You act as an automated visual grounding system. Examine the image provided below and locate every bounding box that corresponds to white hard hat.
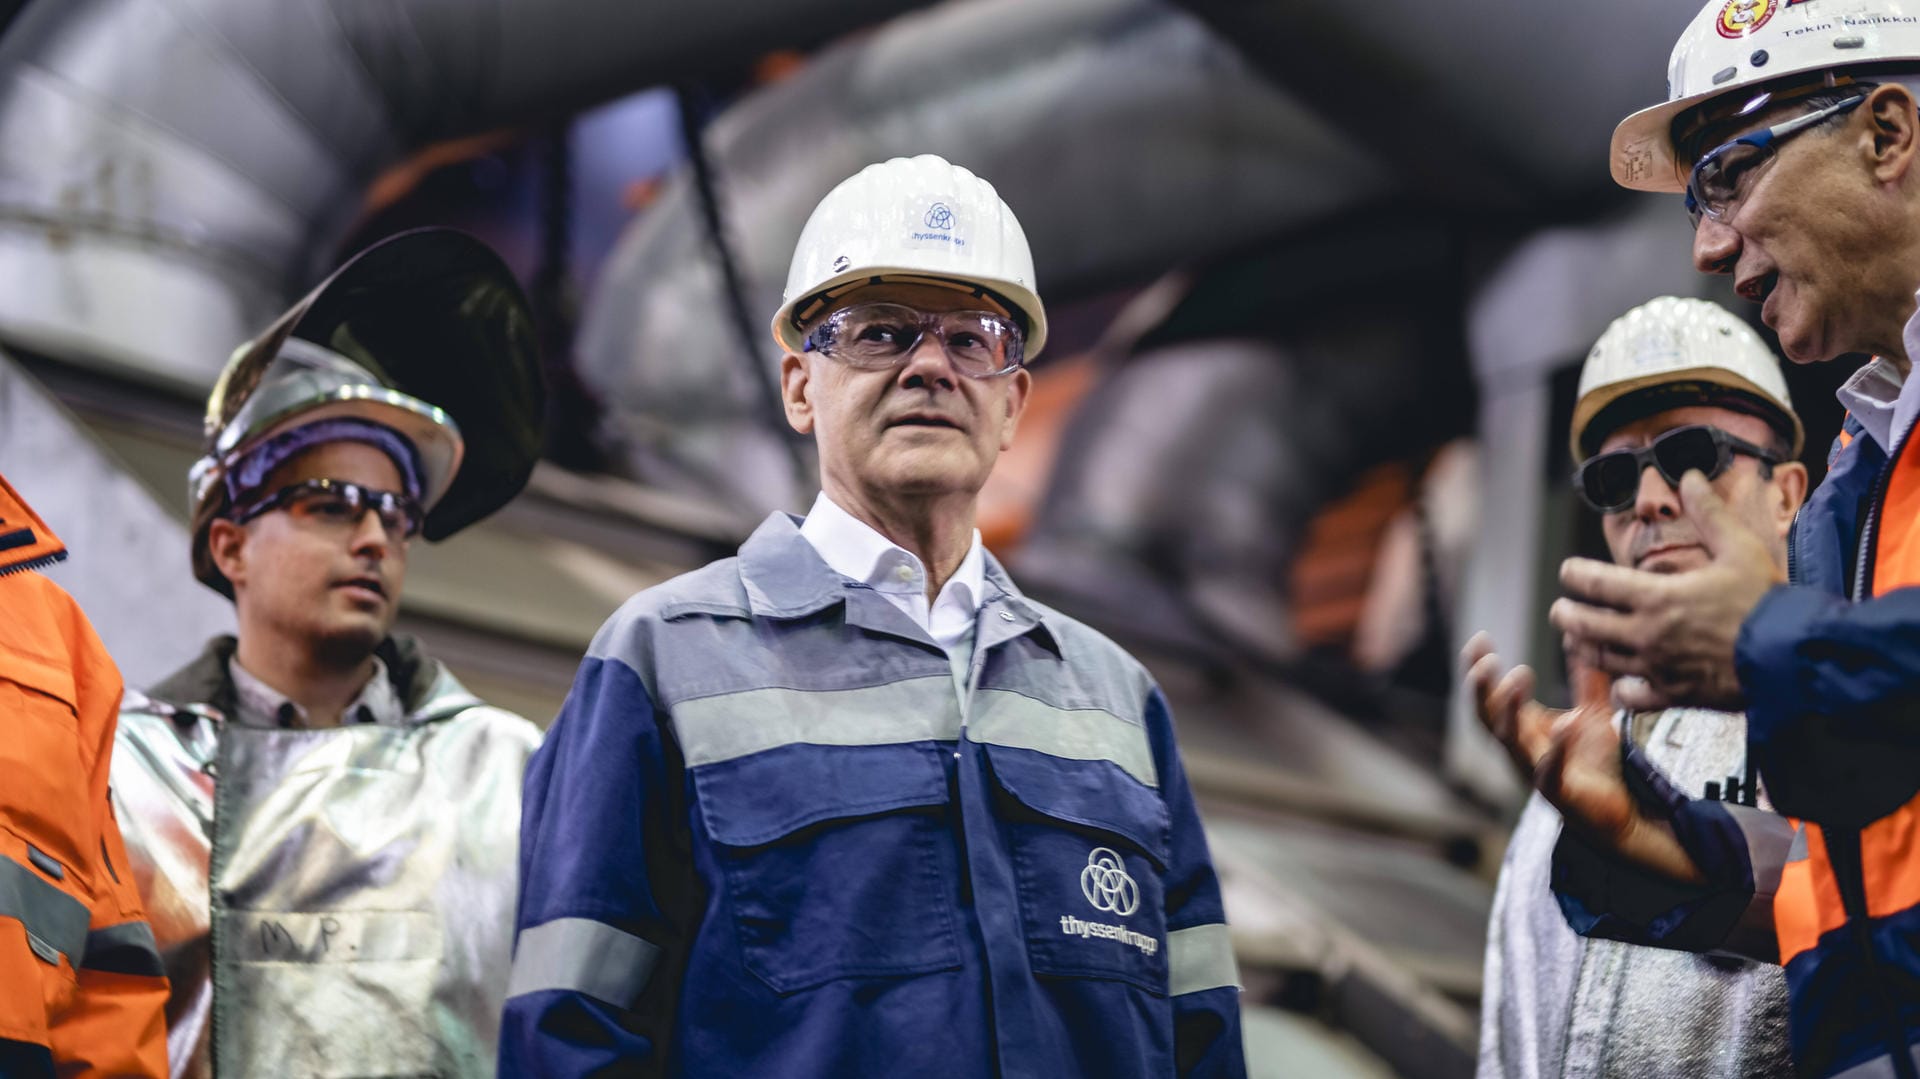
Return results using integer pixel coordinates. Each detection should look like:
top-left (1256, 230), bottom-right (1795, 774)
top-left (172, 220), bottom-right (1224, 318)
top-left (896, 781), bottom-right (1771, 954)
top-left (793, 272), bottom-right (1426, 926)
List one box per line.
top-left (1612, 0), bottom-right (1920, 191)
top-left (1572, 296), bottom-right (1801, 460)
top-left (771, 154), bottom-right (1049, 360)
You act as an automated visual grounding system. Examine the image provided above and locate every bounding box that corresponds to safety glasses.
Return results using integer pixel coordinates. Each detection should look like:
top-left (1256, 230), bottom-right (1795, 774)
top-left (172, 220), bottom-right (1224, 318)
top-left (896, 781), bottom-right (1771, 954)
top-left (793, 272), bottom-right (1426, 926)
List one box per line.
top-left (1573, 424), bottom-right (1780, 514)
top-left (805, 302), bottom-right (1025, 378)
top-left (232, 478), bottom-right (424, 540)
top-left (1684, 93), bottom-right (1865, 227)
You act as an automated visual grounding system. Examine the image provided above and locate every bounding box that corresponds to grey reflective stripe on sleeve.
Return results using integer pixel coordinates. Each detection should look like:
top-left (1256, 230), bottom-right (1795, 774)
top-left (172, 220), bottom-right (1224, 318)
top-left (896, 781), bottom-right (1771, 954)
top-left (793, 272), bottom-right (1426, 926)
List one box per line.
top-left (83, 920), bottom-right (165, 977)
top-left (1166, 923), bottom-right (1239, 997)
top-left (1712, 804), bottom-right (1796, 964)
top-left (507, 917), bottom-right (663, 1008)
top-left (969, 689), bottom-right (1158, 788)
top-left (673, 678), bottom-right (961, 767)
top-left (0, 852), bottom-right (89, 968)
top-left (1787, 821), bottom-right (1810, 863)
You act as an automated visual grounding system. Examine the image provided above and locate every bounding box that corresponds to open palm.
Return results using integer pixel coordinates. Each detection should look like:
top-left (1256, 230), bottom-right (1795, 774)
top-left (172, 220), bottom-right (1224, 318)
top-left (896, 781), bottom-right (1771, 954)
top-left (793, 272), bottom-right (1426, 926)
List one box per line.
top-left (1463, 633), bottom-right (1701, 883)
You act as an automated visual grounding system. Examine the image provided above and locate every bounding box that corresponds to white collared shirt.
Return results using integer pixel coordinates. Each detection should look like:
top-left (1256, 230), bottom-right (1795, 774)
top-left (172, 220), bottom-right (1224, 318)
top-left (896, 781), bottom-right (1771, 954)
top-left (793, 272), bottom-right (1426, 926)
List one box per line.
top-left (228, 654), bottom-right (405, 729)
top-left (1835, 301), bottom-right (1920, 453)
top-left (798, 492), bottom-right (987, 694)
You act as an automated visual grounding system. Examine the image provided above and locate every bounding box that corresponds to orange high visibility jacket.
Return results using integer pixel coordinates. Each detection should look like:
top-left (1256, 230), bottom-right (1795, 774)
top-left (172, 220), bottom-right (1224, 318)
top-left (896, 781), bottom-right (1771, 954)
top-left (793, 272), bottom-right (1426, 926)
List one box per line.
top-left (0, 472), bottom-right (168, 1078)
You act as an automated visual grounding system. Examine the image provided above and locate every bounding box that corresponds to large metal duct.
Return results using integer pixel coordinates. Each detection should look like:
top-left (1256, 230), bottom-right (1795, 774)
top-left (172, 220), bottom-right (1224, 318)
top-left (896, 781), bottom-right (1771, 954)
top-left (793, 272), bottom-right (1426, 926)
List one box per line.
top-left (1013, 228), bottom-right (1476, 672)
top-left (574, 0), bottom-right (1392, 515)
top-left (0, 0), bottom-right (930, 388)
top-left (1167, 0), bottom-right (1698, 210)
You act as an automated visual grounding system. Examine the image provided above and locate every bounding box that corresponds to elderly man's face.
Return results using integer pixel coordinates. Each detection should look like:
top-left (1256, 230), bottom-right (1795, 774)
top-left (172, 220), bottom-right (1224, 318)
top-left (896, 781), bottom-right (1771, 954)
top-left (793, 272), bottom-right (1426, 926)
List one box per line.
top-left (1688, 87), bottom-right (1918, 364)
top-left (1594, 405), bottom-right (1802, 574)
top-left (780, 281), bottom-right (1032, 505)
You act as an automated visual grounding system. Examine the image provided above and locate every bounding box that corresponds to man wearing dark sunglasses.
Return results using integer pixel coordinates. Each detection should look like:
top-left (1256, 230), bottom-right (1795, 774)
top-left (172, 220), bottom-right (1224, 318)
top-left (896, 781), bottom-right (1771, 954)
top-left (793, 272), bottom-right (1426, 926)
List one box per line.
top-left (1468, 297), bottom-right (1802, 1079)
top-left (1478, 2), bottom-right (1920, 1076)
top-left (105, 230), bottom-right (548, 1077)
top-left (506, 156), bottom-right (1245, 1078)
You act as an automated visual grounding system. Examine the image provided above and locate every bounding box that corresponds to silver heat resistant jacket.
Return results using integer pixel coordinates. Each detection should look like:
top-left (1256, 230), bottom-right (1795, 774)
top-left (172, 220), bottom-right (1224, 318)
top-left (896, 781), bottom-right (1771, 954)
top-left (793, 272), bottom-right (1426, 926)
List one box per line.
top-left (108, 635), bottom-right (540, 1079)
top-left (1477, 707), bottom-right (1792, 1079)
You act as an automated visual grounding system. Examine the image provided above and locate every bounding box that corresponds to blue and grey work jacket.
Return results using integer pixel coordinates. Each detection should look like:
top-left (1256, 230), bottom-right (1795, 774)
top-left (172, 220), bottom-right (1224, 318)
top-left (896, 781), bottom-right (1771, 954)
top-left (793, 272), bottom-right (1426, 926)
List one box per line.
top-left (501, 513), bottom-right (1245, 1078)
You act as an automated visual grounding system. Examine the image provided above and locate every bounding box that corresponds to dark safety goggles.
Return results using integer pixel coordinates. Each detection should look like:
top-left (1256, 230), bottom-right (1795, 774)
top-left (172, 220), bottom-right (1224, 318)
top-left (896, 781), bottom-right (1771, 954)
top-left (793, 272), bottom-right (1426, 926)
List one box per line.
top-left (805, 302), bottom-right (1024, 378)
top-left (1572, 424), bottom-right (1780, 514)
top-left (232, 478), bottom-right (425, 540)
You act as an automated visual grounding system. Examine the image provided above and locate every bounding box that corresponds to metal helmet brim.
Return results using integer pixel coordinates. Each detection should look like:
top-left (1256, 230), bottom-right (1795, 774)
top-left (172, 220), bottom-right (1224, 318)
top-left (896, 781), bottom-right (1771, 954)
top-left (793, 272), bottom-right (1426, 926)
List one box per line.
top-left (201, 227), bottom-right (546, 542)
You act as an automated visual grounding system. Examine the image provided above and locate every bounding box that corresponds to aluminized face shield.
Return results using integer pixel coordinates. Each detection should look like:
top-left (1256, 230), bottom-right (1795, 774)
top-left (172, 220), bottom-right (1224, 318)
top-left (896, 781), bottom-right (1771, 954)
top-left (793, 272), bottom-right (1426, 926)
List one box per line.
top-left (195, 227), bottom-right (546, 542)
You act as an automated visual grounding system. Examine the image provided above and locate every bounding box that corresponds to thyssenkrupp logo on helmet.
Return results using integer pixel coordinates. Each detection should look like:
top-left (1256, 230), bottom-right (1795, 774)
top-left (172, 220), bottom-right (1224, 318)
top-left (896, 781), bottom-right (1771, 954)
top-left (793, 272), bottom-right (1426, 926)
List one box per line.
top-left (1080, 847), bottom-right (1141, 916)
top-left (924, 202), bottom-right (955, 230)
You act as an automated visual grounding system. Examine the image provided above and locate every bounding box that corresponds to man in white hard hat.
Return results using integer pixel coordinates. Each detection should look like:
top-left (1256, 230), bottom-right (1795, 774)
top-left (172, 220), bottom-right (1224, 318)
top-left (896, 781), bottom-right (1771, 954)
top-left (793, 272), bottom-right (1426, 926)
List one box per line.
top-left (109, 228), bottom-right (548, 1078)
top-left (1478, 3), bottom-right (1920, 1076)
top-left (1466, 297), bottom-right (1800, 1079)
top-left (503, 155), bottom-right (1246, 1078)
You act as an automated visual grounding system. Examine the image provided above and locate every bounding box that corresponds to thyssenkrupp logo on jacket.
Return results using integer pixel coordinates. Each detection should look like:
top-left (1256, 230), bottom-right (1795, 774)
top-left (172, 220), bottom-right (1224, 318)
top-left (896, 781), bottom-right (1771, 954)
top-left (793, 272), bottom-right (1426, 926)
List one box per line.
top-left (1080, 847), bottom-right (1140, 916)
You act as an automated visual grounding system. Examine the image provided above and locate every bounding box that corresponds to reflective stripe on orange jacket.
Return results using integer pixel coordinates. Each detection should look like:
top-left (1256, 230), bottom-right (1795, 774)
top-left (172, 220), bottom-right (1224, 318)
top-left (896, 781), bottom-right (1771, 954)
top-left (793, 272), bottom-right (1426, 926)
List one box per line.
top-left (0, 472), bottom-right (168, 1078)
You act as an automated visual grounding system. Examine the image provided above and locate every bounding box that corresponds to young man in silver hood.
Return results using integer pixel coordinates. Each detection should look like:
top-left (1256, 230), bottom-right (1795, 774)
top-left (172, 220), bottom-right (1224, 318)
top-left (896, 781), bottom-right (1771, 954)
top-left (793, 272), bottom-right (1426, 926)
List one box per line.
top-left (110, 228), bottom-right (548, 1078)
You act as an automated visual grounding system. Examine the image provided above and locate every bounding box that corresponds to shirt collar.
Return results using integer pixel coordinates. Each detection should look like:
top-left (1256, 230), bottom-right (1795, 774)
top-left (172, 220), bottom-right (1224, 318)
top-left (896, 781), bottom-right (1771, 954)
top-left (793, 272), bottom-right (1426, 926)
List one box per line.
top-left (227, 654), bottom-right (404, 729)
top-left (1844, 302), bottom-right (1920, 453)
top-left (797, 492), bottom-right (985, 609)
top-left (737, 509), bottom-right (1062, 658)
top-left (1836, 355), bottom-right (1904, 451)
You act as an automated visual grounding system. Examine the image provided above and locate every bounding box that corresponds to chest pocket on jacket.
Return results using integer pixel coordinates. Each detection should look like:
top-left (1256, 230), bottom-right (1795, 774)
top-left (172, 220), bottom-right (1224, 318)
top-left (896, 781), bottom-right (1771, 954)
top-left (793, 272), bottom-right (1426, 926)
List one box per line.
top-left (0, 655), bottom-right (91, 1039)
top-left (693, 742), bottom-right (963, 994)
top-left (985, 743), bottom-right (1171, 995)
top-left (0, 656), bottom-right (91, 877)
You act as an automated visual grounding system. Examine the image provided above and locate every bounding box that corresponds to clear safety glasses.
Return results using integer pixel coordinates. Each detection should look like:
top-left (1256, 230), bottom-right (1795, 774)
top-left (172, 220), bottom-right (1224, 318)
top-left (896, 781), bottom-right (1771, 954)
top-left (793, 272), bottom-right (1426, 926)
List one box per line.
top-left (805, 302), bottom-right (1025, 378)
top-left (1573, 424), bottom-right (1780, 514)
top-left (232, 478), bottom-right (424, 540)
top-left (1684, 93), bottom-right (1866, 227)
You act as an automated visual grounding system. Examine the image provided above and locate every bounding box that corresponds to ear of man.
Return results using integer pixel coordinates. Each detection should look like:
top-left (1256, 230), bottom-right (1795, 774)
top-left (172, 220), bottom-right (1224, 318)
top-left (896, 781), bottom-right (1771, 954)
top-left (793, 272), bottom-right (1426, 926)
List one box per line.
top-left (207, 517), bottom-right (249, 590)
top-left (1866, 82), bottom-right (1920, 184)
top-left (997, 368), bottom-right (1033, 451)
top-left (1769, 459), bottom-right (1809, 537)
top-left (779, 353), bottom-right (815, 435)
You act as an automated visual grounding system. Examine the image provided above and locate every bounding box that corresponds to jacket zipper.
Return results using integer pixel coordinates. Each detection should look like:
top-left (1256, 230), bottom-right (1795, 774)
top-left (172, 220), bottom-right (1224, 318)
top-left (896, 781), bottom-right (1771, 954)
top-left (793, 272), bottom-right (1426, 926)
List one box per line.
top-left (0, 548), bottom-right (67, 577)
top-left (1786, 506), bottom-right (1802, 587)
top-left (952, 634), bottom-right (990, 901)
top-left (1854, 461), bottom-right (1893, 602)
top-left (1855, 403), bottom-right (1920, 603)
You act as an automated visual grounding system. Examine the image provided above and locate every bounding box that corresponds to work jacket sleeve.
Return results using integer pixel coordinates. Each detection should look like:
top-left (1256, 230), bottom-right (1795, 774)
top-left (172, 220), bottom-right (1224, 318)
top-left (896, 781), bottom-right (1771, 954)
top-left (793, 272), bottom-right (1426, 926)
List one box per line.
top-left (1145, 688), bottom-right (1247, 1078)
top-left (1551, 737), bottom-right (1793, 964)
top-left (499, 653), bottom-right (696, 1078)
top-left (1734, 583), bottom-right (1920, 824)
top-left (7, 579), bottom-right (169, 1079)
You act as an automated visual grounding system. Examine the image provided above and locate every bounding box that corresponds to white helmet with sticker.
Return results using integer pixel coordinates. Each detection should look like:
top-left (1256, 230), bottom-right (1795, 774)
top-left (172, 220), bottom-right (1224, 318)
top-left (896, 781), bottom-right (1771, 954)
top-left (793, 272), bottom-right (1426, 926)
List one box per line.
top-left (1572, 296), bottom-right (1801, 459)
top-left (772, 154), bottom-right (1048, 360)
top-left (1612, 0), bottom-right (1920, 191)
